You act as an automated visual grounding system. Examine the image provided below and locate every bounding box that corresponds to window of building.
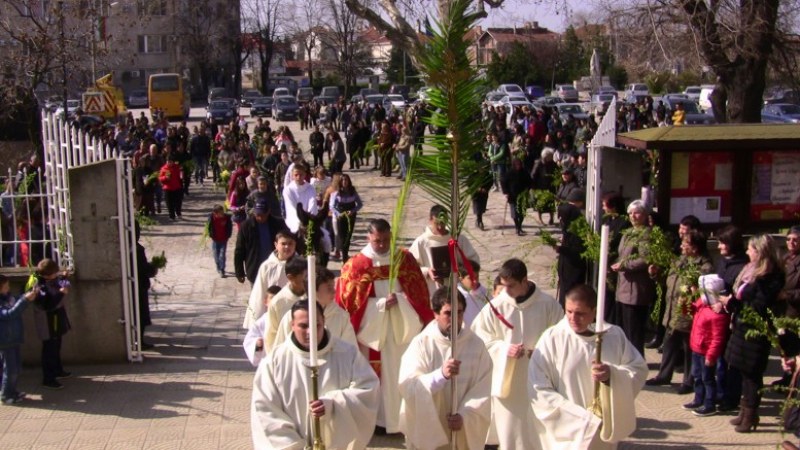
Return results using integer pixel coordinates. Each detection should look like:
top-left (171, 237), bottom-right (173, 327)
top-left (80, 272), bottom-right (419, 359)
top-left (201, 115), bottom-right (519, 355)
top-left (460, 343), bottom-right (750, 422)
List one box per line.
top-left (137, 0), bottom-right (167, 16)
top-left (137, 35), bottom-right (168, 54)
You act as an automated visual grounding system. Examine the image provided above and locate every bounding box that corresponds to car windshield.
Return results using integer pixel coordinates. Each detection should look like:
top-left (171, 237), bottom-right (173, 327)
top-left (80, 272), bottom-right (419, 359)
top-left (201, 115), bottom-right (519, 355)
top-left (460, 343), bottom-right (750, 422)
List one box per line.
top-left (210, 101), bottom-right (228, 109)
top-left (487, 93), bottom-right (503, 101)
top-left (598, 95), bottom-right (614, 101)
top-left (675, 101), bottom-right (699, 113)
top-left (560, 105), bottom-right (582, 114)
top-left (131, 90), bottom-right (146, 97)
top-left (503, 85), bottom-right (523, 93)
top-left (244, 90), bottom-right (260, 97)
top-left (387, 95), bottom-right (404, 102)
top-left (366, 95), bottom-right (383, 103)
top-left (276, 98), bottom-right (296, 105)
top-left (779, 105), bottom-right (800, 114)
top-left (252, 97), bottom-right (270, 105)
top-left (685, 88), bottom-right (700, 94)
top-left (561, 86), bottom-right (576, 92)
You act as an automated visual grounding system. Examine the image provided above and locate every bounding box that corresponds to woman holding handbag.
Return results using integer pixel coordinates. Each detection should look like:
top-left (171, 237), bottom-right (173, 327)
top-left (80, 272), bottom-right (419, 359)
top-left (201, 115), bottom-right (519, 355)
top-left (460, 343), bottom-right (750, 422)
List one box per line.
top-left (720, 234), bottom-right (785, 432)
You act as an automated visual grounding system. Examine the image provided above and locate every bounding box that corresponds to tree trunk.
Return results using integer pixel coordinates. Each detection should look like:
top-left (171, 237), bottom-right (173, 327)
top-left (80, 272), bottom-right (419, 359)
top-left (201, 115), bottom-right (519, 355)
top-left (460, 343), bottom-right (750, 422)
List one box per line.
top-left (724, 58), bottom-right (770, 123)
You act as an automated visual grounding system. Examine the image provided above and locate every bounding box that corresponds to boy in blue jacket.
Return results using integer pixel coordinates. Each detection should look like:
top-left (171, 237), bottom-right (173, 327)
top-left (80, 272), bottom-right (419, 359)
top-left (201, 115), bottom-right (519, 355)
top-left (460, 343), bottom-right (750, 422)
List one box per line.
top-left (0, 274), bottom-right (37, 404)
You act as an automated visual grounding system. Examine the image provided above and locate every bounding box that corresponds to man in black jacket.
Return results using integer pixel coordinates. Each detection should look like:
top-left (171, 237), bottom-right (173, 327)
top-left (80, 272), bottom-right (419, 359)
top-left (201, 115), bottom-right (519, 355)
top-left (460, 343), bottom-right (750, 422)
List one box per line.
top-left (555, 189), bottom-right (587, 308)
top-left (234, 201), bottom-right (289, 284)
top-left (309, 126), bottom-right (325, 168)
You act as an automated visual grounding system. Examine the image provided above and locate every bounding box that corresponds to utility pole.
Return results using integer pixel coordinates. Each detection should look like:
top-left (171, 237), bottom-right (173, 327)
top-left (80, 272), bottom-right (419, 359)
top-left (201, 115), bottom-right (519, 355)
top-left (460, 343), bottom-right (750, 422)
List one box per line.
top-left (90, 0), bottom-right (97, 81)
top-left (59, 1), bottom-right (68, 118)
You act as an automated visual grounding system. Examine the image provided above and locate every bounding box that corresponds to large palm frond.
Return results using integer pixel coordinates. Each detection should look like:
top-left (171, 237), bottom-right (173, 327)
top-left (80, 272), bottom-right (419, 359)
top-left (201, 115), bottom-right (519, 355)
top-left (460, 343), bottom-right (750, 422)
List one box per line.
top-left (410, 1), bottom-right (490, 238)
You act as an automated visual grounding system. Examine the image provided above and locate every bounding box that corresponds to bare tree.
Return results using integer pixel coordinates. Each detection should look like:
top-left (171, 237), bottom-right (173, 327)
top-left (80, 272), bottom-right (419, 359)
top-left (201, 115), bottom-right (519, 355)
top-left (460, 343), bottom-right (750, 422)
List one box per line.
top-left (242, 0), bottom-right (285, 93)
top-left (287, 0), bottom-right (326, 86)
top-left (325, 0), bottom-right (373, 97)
top-left (343, 0), bottom-right (569, 55)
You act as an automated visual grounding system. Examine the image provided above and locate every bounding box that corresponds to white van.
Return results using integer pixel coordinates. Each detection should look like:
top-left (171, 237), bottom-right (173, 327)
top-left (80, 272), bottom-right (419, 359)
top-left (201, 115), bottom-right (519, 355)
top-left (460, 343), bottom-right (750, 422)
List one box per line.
top-left (626, 83), bottom-right (649, 96)
top-left (698, 85), bottom-right (715, 112)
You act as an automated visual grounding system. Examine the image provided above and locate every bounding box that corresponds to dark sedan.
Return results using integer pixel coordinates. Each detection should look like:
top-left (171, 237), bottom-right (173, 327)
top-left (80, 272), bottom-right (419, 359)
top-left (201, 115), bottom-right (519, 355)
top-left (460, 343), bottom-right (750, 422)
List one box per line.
top-left (272, 96), bottom-right (299, 120)
top-left (761, 103), bottom-right (800, 123)
top-left (206, 99), bottom-right (237, 124)
top-left (250, 97), bottom-right (272, 117)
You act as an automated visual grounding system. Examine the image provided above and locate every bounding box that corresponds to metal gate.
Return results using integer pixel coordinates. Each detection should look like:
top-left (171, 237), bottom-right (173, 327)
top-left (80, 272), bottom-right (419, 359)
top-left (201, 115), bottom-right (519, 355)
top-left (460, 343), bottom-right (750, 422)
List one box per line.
top-left (586, 97), bottom-right (617, 230)
top-left (40, 113), bottom-right (142, 362)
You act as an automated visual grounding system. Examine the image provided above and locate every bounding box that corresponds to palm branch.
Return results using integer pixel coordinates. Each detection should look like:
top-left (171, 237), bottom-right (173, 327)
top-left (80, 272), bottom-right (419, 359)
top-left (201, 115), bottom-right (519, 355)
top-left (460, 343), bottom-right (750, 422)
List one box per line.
top-left (413, 3), bottom-right (489, 237)
top-left (387, 0), bottom-right (490, 289)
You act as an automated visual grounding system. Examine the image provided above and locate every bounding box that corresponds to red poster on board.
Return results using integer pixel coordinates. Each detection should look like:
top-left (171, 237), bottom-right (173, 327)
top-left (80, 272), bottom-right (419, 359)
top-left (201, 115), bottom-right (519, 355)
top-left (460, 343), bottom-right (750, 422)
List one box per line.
top-left (669, 151), bottom-right (733, 223)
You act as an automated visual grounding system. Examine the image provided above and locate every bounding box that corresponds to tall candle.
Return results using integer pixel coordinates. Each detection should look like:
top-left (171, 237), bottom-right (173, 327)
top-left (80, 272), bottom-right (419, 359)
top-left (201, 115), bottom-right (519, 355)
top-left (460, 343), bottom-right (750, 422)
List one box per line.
top-left (307, 254), bottom-right (318, 366)
top-left (596, 225), bottom-right (610, 333)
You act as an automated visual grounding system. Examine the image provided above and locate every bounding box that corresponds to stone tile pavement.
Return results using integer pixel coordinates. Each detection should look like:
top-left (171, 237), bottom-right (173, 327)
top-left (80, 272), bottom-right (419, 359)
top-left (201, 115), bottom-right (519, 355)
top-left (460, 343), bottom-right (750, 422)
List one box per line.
top-left (0, 120), bottom-right (791, 449)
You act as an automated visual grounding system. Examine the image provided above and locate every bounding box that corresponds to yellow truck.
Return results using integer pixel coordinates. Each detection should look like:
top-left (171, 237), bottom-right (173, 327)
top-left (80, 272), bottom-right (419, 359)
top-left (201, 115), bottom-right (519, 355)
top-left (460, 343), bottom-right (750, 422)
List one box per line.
top-left (82, 73), bottom-right (126, 119)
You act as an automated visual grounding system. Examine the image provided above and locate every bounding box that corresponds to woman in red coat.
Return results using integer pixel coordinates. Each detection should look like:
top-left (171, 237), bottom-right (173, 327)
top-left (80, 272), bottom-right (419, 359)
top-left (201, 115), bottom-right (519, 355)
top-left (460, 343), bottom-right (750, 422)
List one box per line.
top-left (158, 154), bottom-right (184, 220)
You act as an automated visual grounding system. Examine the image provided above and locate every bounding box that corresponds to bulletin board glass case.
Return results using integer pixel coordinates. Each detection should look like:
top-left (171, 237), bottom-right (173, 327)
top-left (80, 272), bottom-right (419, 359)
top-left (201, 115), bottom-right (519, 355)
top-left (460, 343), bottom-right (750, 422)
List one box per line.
top-left (750, 151), bottom-right (800, 221)
top-left (668, 151), bottom-right (734, 224)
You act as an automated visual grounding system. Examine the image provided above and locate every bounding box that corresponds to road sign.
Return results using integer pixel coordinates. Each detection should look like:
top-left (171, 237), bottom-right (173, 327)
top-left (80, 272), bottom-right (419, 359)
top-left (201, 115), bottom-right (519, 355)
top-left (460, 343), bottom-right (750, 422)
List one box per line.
top-left (83, 92), bottom-right (105, 113)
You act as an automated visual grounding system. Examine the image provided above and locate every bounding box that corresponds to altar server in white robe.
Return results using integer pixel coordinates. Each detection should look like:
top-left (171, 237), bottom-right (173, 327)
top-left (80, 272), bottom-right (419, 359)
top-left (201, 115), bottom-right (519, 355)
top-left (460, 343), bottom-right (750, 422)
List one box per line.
top-left (409, 204), bottom-right (480, 297)
top-left (259, 257), bottom-right (308, 354)
top-left (251, 300), bottom-right (380, 449)
top-left (529, 284), bottom-right (648, 450)
top-left (471, 258), bottom-right (563, 450)
top-left (243, 230), bottom-right (297, 329)
top-left (399, 287), bottom-right (492, 450)
top-left (274, 267), bottom-right (357, 348)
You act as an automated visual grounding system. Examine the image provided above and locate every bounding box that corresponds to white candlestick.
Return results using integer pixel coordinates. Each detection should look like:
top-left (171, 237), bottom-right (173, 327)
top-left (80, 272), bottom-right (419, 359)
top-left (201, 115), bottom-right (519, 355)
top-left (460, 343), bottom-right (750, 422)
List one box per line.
top-left (596, 225), bottom-right (610, 333)
top-left (307, 254), bottom-right (318, 366)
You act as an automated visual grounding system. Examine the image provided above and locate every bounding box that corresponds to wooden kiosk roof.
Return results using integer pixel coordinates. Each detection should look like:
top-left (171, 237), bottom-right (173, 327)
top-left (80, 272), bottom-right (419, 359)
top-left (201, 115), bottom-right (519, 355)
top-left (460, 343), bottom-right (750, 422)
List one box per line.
top-left (617, 124), bottom-right (800, 151)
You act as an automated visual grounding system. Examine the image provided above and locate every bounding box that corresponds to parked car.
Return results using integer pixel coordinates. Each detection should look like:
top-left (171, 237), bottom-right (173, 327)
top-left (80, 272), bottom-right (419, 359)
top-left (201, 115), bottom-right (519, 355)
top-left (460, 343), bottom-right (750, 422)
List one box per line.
top-left (589, 94), bottom-right (615, 114)
top-left (533, 96), bottom-right (565, 107)
top-left (207, 87), bottom-right (227, 104)
top-left (663, 98), bottom-right (715, 125)
top-left (698, 85), bottom-right (716, 112)
top-left (625, 83), bottom-right (649, 96)
top-left (240, 89), bottom-right (262, 107)
top-left (484, 91), bottom-right (505, 107)
top-left (313, 95), bottom-right (337, 106)
top-left (389, 84), bottom-right (410, 100)
top-left (555, 103), bottom-right (589, 122)
top-left (350, 95), bottom-right (363, 105)
top-left (206, 99), bottom-right (237, 124)
top-left (761, 103), bottom-right (800, 123)
top-left (250, 97), bottom-right (272, 117)
top-left (359, 88), bottom-right (380, 98)
top-left (497, 83), bottom-right (525, 97)
top-left (272, 96), bottom-right (299, 120)
top-left (683, 86), bottom-right (702, 101)
top-left (363, 94), bottom-right (385, 107)
top-left (383, 94), bottom-right (407, 111)
top-left (320, 86), bottom-right (340, 99)
top-left (296, 87), bottom-right (314, 104)
top-left (552, 84), bottom-right (579, 102)
top-left (597, 85), bottom-right (617, 97)
top-left (764, 89), bottom-right (800, 106)
top-left (624, 93), bottom-right (649, 105)
top-left (55, 99), bottom-right (81, 120)
top-left (416, 86), bottom-right (433, 102)
top-left (272, 87), bottom-right (291, 99)
top-left (44, 96), bottom-right (63, 113)
top-left (524, 85), bottom-right (545, 101)
top-left (500, 95), bottom-right (533, 116)
top-left (663, 93), bottom-right (690, 102)
top-left (127, 89), bottom-right (148, 108)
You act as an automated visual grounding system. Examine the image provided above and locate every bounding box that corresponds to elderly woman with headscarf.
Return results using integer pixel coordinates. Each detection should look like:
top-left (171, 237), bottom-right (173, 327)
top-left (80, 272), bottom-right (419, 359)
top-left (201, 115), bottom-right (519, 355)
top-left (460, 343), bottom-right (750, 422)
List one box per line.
top-left (530, 147), bottom-right (558, 225)
top-left (610, 199), bottom-right (657, 356)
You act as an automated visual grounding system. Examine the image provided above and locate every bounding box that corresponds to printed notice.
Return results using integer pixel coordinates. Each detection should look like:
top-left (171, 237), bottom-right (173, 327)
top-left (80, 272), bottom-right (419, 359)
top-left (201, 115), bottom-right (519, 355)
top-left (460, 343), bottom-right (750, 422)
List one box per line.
top-left (670, 196), bottom-right (722, 224)
top-left (751, 164), bottom-right (772, 204)
top-left (771, 154), bottom-right (800, 204)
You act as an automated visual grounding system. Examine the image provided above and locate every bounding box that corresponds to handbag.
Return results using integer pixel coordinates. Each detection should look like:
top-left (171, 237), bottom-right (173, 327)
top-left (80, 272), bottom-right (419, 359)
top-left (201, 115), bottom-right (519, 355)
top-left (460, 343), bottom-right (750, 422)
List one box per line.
top-left (783, 368), bottom-right (800, 432)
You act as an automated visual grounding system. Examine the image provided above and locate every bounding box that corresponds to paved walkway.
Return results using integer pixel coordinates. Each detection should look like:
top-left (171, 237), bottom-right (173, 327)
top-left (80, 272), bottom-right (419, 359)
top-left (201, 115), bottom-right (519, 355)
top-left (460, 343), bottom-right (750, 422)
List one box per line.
top-left (0, 121), bottom-right (790, 449)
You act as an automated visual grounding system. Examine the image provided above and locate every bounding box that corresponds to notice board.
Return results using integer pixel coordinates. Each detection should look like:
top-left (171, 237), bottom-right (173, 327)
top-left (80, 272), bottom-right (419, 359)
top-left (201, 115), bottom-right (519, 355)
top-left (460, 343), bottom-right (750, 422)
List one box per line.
top-left (750, 151), bottom-right (800, 221)
top-left (669, 151), bottom-right (733, 224)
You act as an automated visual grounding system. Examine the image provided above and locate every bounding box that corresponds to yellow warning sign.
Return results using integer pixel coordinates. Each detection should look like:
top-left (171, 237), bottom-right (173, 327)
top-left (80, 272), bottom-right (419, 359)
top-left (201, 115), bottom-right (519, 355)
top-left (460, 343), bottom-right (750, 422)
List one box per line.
top-left (82, 92), bottom-right (105, 113)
